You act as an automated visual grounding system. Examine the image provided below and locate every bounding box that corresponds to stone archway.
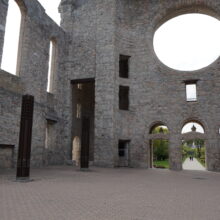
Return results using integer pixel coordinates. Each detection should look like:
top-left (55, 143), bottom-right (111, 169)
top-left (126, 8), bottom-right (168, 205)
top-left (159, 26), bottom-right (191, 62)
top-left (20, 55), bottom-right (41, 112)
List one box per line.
top-left (148, 122), bottom-right (170, 169)
top-left (181, 120), bottom-right (207, 171)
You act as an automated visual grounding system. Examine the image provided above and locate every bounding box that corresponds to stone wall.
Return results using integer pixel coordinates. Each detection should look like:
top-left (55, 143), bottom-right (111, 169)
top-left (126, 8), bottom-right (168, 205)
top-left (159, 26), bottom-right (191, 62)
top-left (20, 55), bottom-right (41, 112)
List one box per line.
top-left (0, 70), bottom-right (22, 167)
top-left (60, 0), bottom-right (118, 167)
top-left (61, 0), bottom-right (220, 171)
top-left (0, 145), bottom-right (14, 168)
top-left (0, 0), bottom-right (69, 168)
top-left (1, 0), bottom-right (220, 171)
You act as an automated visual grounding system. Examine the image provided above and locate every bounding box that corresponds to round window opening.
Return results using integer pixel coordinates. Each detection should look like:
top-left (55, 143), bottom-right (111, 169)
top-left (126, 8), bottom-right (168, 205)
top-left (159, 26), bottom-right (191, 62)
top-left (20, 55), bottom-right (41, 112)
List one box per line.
top-left (153, 13), bottom-right (220, 71)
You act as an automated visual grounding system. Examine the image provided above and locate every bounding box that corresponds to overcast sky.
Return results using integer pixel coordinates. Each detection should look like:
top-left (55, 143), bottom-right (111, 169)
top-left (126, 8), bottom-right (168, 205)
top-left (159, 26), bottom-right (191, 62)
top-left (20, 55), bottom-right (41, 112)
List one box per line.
top-left (154, 13), bottom-right (220, 71)
top-left (38, 0), bottom-right (61, 24)
top-left (182, 122), bottom-right (204, 134)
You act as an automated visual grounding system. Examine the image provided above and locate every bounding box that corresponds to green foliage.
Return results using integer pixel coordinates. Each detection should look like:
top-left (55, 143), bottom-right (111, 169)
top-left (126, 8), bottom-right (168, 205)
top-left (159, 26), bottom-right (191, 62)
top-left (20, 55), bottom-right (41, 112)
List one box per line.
top-left (182, 145), bottom-right (196, 161)
top-left (153, 140), bottom-right (169, 161)
top-left (151, 126), bottom-right (169, 134)
top-left (181, 139), bottom-right (206, 166)
top-left (197, 147), bottom-right (206, 166)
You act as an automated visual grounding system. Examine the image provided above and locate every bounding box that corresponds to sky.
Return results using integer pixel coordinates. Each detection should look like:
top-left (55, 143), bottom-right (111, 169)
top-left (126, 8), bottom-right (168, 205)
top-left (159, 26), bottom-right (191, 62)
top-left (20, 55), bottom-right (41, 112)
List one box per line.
top-left (182, 122), bottom-right (204, 134)
top-left (159, 122), bottom-right (204, 133)
top-left (154, 13), bottom-right (220, 71)
top-left (38, 0), bottom-right (61, 25)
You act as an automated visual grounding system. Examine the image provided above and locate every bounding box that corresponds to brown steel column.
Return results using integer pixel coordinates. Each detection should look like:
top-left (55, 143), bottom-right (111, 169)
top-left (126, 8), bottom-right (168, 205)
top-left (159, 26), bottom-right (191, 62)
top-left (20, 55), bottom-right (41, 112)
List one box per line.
top-left (16, 95), bottom-right (34, 180)
top-left (80, 117), bottom-right (90, 169)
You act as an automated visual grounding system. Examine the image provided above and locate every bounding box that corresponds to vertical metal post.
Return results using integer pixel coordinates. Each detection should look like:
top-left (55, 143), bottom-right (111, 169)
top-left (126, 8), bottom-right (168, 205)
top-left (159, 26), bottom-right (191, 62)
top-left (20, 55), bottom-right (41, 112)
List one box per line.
top-left (16, 95), bottom-right (34, 180)
top-left (80, 117), bottom-right (90, 169)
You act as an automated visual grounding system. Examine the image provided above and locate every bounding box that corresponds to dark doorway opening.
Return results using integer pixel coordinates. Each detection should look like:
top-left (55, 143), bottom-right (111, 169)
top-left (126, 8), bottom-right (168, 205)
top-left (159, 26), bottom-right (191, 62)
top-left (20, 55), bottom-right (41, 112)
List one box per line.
top-left (71, 79), bottom-right (95, 167)
top-left (118, 140), bottom-right (130, 167)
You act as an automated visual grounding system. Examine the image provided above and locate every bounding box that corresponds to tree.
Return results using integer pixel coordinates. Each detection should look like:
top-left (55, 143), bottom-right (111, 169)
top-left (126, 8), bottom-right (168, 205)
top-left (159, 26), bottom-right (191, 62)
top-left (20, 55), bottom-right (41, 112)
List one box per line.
top-left (153, 139), bottom-right (168, 161)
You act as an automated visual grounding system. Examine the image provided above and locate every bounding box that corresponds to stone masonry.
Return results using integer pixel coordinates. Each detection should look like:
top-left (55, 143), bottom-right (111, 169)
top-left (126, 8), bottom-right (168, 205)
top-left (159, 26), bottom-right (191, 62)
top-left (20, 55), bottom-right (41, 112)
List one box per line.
top-left (1, 0), bottom-right (220, 171)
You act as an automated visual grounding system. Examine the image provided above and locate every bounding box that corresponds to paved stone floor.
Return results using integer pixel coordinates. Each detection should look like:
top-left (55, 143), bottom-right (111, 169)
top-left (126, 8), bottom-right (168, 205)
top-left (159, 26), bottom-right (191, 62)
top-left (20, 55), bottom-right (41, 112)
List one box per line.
top-left (183, 157), bottom-right (206, 171)
top-left (1, 166), bottom-right (220, 220)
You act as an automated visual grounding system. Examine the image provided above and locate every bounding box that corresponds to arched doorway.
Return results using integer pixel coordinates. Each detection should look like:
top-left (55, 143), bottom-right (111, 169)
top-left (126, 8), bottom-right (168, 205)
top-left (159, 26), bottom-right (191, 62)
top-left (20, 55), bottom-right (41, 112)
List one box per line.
top-left (181, 121), bottom-right (206, 171)
top-left (149, 123), bottom-right (169, 169)
top-left (72, 136), bottom-right (81, 166)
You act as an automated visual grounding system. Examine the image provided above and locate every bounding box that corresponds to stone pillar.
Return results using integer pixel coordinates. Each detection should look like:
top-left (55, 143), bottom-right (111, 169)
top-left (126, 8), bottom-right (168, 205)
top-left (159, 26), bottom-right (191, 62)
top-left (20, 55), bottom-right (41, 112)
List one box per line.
top-left (206, 138), bottom-right (220, 172)
top-left (0, 0), bottom-right (8, 66)
top-left (94, 0), bottom-right (117, 167)
top-left (169, 134), bottom-right (182, 171)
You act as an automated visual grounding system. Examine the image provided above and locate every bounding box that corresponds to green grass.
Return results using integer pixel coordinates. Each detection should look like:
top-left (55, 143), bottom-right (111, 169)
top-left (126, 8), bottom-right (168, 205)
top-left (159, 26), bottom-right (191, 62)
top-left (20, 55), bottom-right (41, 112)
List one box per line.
top-left (153, 160), bottom-right (169, 169)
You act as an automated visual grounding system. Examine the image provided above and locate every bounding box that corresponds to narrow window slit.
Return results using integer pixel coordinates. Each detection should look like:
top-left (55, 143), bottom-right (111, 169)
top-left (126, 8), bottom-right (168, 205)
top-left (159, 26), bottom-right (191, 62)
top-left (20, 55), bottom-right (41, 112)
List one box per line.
top-left (76, 103), bottom-right (81, 119)
top-left (47, 40), bottom-right (56, 93)
top-left (119, 86), bottom-right (129, 110)
top-left (119, 55), bottom-right (130, 78)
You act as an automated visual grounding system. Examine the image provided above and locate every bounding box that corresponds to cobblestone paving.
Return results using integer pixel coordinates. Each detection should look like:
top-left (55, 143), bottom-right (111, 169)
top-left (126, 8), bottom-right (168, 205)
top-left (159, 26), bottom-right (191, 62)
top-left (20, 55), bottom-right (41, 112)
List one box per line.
top-left (0, 167), bottom-right (220, 220)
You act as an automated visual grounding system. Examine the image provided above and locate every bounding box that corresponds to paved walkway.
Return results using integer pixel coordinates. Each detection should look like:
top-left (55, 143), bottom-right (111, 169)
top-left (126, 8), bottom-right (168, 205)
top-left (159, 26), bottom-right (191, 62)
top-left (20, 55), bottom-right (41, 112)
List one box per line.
top-left (183, 157), bottom-right (206, 171)
top-left (1, 166), bottom-right (220, 220)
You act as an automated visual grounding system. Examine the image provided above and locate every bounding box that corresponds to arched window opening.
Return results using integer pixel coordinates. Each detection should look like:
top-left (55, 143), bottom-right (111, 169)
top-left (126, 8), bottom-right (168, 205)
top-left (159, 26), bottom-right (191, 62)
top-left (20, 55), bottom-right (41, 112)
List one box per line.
top-left (47, 40), bottom-right (56, 93)
top-left (1, 0), bottom-right (22, 75)
top-left (72, 136), bottom-right (81, 166)
top-left (181, 121), bottom-right (205, 134)
top-left (150, 123), bottom-right (169, 134)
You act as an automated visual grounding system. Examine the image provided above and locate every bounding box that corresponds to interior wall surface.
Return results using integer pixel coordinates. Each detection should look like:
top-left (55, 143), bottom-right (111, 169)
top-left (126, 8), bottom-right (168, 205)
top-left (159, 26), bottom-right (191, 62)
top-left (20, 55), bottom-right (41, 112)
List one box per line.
top-left (114, 0), bottom-right (220, 171)
top-left (1, 0), bottom-right (220, 171)
top-left (60, 0), bottom-right (118, 167)
top-left (0, 0), bottom-right (70, 168)
top-left (60, 0), bottom-right (220, 171)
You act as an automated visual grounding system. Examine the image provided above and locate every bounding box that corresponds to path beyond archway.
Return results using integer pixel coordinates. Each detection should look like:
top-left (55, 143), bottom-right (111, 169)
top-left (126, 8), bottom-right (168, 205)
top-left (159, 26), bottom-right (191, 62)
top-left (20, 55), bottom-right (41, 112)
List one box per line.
top-left (183, 158), bottom-right (205, 171)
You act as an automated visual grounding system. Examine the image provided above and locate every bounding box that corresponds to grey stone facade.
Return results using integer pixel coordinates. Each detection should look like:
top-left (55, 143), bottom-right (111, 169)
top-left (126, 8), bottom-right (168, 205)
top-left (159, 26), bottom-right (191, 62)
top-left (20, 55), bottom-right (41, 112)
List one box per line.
top-left (1, 0), bottom-right (220, 171)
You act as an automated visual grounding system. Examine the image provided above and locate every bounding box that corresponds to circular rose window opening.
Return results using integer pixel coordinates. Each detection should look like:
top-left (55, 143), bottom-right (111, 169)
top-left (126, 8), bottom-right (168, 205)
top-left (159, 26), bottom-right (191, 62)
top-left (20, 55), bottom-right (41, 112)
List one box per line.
top-left (153, 13), bottom-right (220, 71)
